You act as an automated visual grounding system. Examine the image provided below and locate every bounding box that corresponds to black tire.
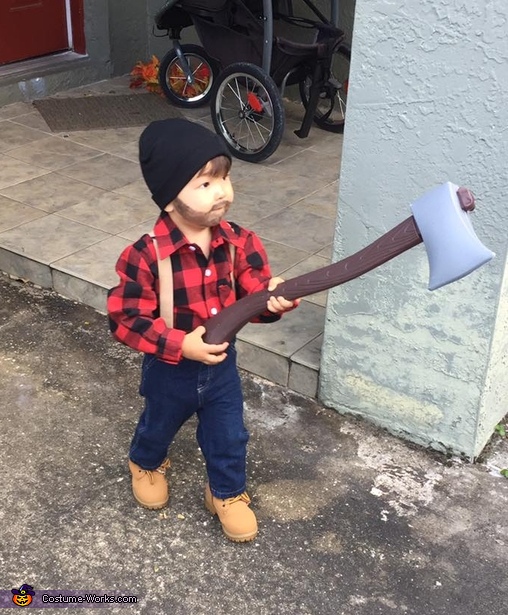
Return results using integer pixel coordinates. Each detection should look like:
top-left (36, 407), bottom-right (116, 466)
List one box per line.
top-left (299, 44), bottom-right (351, 133)
top-left (210, 62), bottom-right (285, 163)
top-left (158, 44), bottom-right (218, 108)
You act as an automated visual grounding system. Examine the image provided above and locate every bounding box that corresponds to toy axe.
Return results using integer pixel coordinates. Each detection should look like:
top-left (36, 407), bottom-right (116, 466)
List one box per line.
top-left (204, 182), bottom-right (494, 344)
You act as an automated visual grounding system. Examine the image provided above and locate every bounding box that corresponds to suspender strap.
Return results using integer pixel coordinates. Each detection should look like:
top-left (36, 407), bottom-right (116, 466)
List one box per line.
top-left (229, 242), bottom-right (237, 297)
top-left (150, 234), bottom-right (174, 329)
top-left (150, 233), bottom-right (237, 330)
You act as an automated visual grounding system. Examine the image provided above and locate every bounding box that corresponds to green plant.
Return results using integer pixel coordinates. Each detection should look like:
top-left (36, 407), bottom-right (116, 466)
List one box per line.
top-left (495, 423), bottom-right (506, 438)
top-left (500, 469), bottom-right (508, 479)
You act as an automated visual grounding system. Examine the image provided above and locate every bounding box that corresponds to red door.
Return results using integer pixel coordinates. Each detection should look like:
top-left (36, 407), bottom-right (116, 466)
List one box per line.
top-left (0, 1), bottom-right (69, 66)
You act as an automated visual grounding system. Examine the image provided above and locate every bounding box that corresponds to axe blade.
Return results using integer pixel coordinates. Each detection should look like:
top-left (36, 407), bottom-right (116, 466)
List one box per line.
top-left (410, 182), bottom-right (495, 290)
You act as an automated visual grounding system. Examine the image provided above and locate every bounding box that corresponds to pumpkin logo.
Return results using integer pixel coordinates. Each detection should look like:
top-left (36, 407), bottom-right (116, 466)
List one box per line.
top-left (11, 584), bottom-right (35, 607)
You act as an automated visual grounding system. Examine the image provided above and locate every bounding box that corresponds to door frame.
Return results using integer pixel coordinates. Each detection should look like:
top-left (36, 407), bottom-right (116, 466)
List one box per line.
top-left (69, 0), bottom-right (86, 55)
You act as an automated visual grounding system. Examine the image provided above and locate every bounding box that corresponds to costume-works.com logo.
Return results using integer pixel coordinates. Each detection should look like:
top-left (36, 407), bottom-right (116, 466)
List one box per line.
top-left (11, 584), bottom-right (35, 607)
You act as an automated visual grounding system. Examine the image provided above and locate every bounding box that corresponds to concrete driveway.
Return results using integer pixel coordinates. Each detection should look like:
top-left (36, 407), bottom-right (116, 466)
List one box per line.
top-left (1, 274), bottom-right (507, 614)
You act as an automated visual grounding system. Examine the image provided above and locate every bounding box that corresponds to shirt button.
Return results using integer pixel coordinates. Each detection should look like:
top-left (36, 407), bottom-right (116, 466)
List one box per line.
top-left (205, 269), bottom-right (212, 277)
top-left (189, 245), bottom-right (196, 251)
top-left (210, 307), bottom-right (218, 315)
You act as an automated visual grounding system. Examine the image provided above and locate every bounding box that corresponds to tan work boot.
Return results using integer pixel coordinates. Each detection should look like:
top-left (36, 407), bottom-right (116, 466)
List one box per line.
top-left (128, 459), bottom-right (170, 509)
top-left (204, 483), bottom-right (258, 542)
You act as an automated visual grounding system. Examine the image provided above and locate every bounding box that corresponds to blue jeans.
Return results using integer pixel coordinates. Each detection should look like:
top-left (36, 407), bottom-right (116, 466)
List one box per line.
top-left (129, 345), bottom-right (248, 499)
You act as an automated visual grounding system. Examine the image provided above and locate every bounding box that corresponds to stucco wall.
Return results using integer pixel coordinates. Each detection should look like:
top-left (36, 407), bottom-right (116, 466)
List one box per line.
top-left (319, 0), bottom-right (508, 458)
top-left (107, 0), bottom-right (185, 75)
top-left (108, 0), bottom-right (149, 76)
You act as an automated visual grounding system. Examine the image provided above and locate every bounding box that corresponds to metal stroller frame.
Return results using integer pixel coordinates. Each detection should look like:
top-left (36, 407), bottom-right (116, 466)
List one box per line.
top-left (155, 0), bottom-right (350, 161)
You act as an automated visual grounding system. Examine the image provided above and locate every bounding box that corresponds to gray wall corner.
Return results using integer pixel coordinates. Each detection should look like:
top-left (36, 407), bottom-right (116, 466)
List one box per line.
top-left (320, 0), bottom-right (508, 458)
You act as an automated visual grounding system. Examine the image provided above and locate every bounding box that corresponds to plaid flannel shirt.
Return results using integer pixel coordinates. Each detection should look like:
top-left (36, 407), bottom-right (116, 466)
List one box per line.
top-left (107, 212), bottom-right (280, 364)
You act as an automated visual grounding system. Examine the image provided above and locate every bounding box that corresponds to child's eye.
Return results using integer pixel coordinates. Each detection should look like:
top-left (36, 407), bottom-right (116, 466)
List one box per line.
top-left (200, 181), bottom-right (210, 188)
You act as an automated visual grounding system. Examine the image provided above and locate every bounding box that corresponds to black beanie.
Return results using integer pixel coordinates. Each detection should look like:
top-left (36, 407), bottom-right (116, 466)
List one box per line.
top-left (139, 118), bottom-right (231, 210)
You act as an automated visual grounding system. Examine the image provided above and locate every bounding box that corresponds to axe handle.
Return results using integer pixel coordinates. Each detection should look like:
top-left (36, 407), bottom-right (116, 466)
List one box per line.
top-left (204, 216), bottom-right (422, 344)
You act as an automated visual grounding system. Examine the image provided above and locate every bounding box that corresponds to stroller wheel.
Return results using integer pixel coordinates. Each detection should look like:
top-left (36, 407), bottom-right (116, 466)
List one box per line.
top-left (210, 62), bottom-right (285, 163)
top-left (159, 44), bottom-right (218, 108)
top-left (299, 44), bottom-right (351, 134)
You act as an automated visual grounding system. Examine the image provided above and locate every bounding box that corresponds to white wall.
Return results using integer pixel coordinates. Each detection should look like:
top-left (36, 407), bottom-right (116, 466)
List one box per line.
top-left (320, 0), bottom-right (508, 458)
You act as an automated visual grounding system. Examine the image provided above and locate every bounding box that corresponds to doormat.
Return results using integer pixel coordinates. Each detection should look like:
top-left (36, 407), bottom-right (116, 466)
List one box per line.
top-left (33, 93), bottom-right (182, 132)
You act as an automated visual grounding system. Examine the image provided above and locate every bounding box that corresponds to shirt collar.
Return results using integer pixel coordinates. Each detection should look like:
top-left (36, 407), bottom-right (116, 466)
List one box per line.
top-left (213, 220), bottom-right (243, 249)
top-left (151, 212), bottom-right (241, 259)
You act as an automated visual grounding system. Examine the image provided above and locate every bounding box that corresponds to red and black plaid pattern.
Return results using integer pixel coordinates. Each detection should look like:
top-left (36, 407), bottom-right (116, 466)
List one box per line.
top-left (107, 212), bottom-right (279, 364)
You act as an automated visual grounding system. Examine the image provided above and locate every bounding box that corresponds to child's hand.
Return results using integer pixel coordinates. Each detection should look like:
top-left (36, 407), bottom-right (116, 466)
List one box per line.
top-left (182, 326), bottom-right (229, 364)
top-left (266, 277), bottom-right (301, 314)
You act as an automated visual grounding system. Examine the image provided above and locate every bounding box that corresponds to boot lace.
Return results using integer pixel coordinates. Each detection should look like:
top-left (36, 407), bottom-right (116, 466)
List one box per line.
top-left (144, 459), bottom-right (171, 485)
top-left (222, 492), bottom-right (251, 507)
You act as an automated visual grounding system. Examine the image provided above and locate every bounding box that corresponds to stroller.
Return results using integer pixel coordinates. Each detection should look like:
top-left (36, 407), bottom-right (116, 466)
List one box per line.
top-left (154, 0), bottom-right (350, 162)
